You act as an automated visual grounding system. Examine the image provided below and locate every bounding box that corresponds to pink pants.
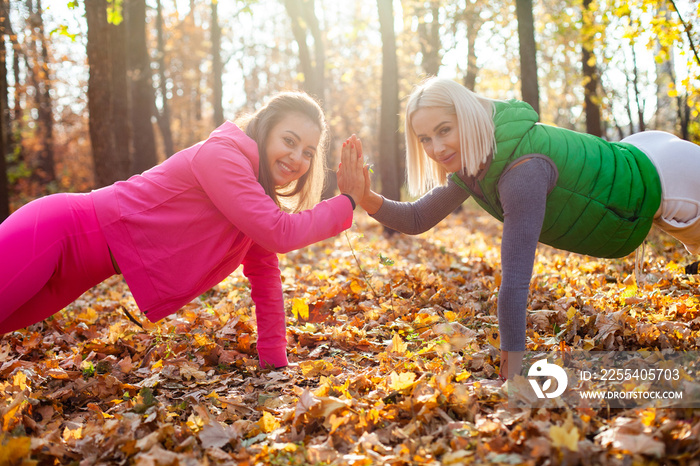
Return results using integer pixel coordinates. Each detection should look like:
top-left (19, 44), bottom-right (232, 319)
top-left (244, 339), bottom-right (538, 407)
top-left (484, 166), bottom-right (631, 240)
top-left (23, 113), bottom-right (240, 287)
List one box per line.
top-left (0, 193), bottom-right (116, 333)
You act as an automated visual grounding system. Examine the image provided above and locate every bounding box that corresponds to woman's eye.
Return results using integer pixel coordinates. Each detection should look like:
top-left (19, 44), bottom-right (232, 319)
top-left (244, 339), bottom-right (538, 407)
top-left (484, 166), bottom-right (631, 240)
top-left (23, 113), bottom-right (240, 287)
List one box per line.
top-left (284, 137), bottom-right (295, 146)
top-left (439, 126), bottom-right (451, 135)
top-left (419, 137), bottom-right (430, 144)
top-left (303, 151), bottom-right (314, 159)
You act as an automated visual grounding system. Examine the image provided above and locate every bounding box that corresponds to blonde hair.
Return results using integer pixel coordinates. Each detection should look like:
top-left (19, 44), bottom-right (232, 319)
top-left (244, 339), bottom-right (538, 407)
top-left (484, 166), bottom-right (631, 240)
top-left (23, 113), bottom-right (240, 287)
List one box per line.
top-left (238, 91), bottom-right (328, 212)
top-left (405, 77), bottom-right (496, 196)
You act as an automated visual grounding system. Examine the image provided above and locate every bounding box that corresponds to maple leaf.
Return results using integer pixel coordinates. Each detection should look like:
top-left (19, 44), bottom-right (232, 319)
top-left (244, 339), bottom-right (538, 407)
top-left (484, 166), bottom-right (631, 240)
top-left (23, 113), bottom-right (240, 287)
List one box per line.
top-left (291, 298), bottom-right (310, 321)
top-left (386, 371), bottom-right (416, 391)
top-left (199, 421), bottom-right (240, 448)
top-left (258, 411), bottom-right (281, 433)
top-left (0, 435), bottom-right (31, 465)
top-left (550, 424), bottom-right (579, 452)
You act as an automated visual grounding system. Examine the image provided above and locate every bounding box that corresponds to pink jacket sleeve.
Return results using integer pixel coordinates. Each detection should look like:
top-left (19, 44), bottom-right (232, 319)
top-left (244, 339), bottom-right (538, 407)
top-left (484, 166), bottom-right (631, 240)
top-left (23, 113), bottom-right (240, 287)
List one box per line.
top-left (242, 243), bottom-right (288, 368)
top-left (190, 137), bottom-right (353, 253)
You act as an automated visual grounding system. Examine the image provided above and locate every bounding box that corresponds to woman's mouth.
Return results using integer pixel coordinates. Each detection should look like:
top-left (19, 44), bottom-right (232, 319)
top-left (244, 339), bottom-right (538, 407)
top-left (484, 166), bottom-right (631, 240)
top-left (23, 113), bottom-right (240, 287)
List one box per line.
top-left (439, 152), bottom-right (457, 165)
top-left (278, 160), bottom-right (296, 175)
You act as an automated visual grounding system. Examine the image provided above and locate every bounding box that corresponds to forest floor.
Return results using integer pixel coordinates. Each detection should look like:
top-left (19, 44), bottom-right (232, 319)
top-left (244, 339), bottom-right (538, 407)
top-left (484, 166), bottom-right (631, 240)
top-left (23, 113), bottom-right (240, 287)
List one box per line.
top-left (1, 201), bottom-right (700, 465)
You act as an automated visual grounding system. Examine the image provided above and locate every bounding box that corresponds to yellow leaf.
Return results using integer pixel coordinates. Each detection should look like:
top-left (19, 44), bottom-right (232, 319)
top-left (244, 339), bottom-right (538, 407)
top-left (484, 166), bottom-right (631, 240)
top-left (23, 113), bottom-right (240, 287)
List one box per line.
top-left (0, 436), bottom-right (31, 465)
top-left (2, 405), bottom-right (21, 431)
top-left (389, 333), bottom-right (407, 354)
top-left (152, 359), bottom-right (163, 370)
top-left (550, 424), bottom-right (579, 451)
top-left (258, 411), bottom-right (281, 433)
top-left (486, 328), bottom-right (500, 348)
top-left (300, 360), bottom-right (334, 377)
top-left (12, 371), bottom-right (28, 391)
top-left (76, 306), bottom-right (98, 324)
top-left (193, 333), bottom-right (209, 347)
top-left (319, 397), bottom-right (350, 419)
top-left (187, 413), bottom-right (205, 431)
top-left (620, 284), bottom-right (637, 304)
top-left (291, 298), bottom-right (309, 320)
top-left (63, 425), bottom-right (84, 442)
top-left (350, 280), bottom-right (364, 294)
top-left (388, 371), bottom-right (416, 391)
top-left (640, 408), bottom-right (656, 427)
top-left (327, 413), bottom-right (347, 434)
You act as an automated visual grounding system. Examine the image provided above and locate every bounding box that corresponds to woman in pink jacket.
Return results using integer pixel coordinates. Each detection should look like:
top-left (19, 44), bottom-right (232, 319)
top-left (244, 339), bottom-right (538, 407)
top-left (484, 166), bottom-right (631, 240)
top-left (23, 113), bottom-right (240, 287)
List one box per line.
top-left (0, 91), bottom-right (365, 368)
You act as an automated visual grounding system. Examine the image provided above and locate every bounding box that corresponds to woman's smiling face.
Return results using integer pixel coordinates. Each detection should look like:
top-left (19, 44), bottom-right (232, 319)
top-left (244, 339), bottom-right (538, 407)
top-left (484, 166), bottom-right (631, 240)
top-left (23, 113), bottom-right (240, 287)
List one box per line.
top-left (411, 107), bottom-right (462, 173)
top-left (265, 112), bottom-right (321, 186)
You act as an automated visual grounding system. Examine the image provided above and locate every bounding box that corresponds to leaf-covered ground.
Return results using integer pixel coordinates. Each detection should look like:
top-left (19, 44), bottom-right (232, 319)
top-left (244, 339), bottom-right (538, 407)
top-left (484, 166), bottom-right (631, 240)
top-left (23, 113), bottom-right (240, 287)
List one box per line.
top-left (2, 201), bottom-right (700, 465)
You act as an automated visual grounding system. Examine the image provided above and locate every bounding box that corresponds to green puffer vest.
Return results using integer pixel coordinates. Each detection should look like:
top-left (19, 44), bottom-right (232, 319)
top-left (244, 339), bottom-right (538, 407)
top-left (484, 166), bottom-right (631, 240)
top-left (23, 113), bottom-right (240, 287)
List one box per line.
top-left (451, 99), bottom-right (662, 258)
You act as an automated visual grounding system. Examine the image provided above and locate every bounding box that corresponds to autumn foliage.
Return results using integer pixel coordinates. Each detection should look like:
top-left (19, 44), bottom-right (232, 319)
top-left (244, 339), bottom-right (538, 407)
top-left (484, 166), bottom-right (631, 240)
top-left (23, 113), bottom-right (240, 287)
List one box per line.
top-left (2, 205), bottom-right (700, 465)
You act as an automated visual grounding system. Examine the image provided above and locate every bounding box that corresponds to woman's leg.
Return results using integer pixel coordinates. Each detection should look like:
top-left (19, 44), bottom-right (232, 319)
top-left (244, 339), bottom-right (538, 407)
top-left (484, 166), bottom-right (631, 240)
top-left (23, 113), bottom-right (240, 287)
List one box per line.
top-left (0, 193), bottom-right (115, 333)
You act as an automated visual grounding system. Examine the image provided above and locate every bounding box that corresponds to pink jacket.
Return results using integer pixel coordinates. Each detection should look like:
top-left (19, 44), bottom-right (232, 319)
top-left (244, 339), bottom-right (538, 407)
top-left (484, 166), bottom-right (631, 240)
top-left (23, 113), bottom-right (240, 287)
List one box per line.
top-left (91, 121), bottom-right (353, 367)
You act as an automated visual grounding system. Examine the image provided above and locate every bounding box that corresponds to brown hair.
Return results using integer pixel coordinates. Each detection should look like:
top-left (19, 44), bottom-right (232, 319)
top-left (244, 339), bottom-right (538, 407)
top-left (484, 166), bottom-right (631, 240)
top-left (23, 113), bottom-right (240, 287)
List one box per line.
top-left (237, 92), bottom-right (328, 212)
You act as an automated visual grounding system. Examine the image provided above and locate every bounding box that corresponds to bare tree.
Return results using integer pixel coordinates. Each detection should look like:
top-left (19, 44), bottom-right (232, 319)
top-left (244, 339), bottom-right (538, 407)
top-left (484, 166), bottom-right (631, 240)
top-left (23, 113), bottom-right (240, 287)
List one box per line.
top-left (127, 0), bottom-right (158, 173)
top-left (416, 1), bottom-right (441, 76)
top-left (462, 6), bottom-right (484, 91)
top-left (581, 0), bottom-right (601, 136)
top-left (26, 0), bottom-right (55, 182)
top-left (85, 0), bottom-right (131, 186)
top-left (211, 0), bottom-right (223, 126)
top-left (515, 0), bottom-right (539, 114)
top-left (283, 0), bottom-right (325, 100)
top-left (377, 0), bottom-right (401, 210)
top-left (154, 0), bottom-right (174, 156)
top-left (0, 0), bottom-right (9, 219)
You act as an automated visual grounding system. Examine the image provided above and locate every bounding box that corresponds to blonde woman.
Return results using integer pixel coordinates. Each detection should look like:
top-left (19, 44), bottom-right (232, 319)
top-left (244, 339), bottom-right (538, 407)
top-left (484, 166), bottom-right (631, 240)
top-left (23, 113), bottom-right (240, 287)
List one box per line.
top-left (359, 77), bottom-right (700, 379)
top-left (0, 91), bottom-right (366, 368)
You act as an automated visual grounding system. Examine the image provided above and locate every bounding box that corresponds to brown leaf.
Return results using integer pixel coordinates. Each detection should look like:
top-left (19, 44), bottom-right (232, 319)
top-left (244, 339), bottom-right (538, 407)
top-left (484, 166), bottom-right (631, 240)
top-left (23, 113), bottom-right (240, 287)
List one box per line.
top-left (199, 421), bottom-right (240, 449)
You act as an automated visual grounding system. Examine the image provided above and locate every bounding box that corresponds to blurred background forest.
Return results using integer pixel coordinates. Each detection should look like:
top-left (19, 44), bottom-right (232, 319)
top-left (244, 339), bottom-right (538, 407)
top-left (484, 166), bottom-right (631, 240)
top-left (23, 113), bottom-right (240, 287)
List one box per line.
top-left (0, 0), bottom-right (698, 221)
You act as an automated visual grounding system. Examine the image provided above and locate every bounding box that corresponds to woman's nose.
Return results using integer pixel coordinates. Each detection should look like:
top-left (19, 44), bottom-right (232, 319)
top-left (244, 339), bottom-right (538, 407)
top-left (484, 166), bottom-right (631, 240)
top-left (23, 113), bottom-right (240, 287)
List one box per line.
top-left (433, 138), bottom-right (445, 154)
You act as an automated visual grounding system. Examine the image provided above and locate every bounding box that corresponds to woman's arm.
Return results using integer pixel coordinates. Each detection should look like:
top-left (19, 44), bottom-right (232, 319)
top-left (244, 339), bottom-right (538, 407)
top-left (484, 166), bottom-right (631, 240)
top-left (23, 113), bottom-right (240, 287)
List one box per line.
top-left (367, 179), bottom-right (470, 235)
top-left (242, 242), bottom-right (287, 368)
top-left (190, 138), bottom-right (364, 254)
top-left (497, 157), bottom-right (556, 378)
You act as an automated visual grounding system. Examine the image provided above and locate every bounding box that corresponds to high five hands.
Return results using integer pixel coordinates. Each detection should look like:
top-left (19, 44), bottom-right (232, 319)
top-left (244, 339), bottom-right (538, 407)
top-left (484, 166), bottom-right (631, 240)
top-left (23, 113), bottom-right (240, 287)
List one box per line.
top-left (336, 134), bottom-right (366, 207)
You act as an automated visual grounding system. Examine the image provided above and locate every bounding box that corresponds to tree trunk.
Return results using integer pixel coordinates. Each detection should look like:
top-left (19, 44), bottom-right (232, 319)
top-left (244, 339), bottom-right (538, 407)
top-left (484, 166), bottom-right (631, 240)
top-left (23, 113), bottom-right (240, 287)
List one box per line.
top-left (110, 9), bottom-right (131, 175)
top-left (417, 1), bottom-right (441, 76)
top-left (377, 0), bottom-right (401, 210)
top-left (85, 0), bottom-right (131, 187)
top-left (463, 13), bottom-right (481, 91)
top-left (653, 9), bottom-right (675, 134)
top-left (154, 0), bottom-right (174, 156)
top-left (283, 0), bottom-right (324, 100)
top-left (127, 0), bottom-right (157, 173)
top-left (582, 0), bottom-right (602, 136)
top-left (27, 0), bottom-right (55, 182)
top-left (211, 0), bottom-right (223, 126)
top-left (515, 0), bottom-right (539, 114)
top-left (678, 93), bottom-right (690, 141)
top-left (0, 0), bottom-right (10, 219)
top-left (632, 46), bottom-right (646, 132)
